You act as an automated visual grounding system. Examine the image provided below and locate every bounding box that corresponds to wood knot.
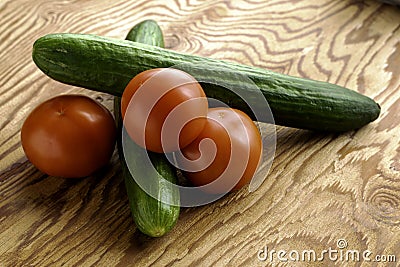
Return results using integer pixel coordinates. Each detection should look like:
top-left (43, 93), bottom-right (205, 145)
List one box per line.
top-left (363, 185), bottom-right (400, 226)
top-left (164, 34), bottom-right (180, 50)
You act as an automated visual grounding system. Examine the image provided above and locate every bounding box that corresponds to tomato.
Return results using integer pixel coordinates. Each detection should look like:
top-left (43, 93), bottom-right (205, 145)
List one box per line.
top-left (121, 68), bottom-right (208, 153)
top-left (176, 107), bottom-right (262, 194)
top-left (21, 95), bottom-right (116, 178)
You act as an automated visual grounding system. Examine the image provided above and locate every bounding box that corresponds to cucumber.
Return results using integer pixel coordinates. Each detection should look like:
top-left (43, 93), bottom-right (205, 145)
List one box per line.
top-left (115, 20), bottom-right (180, 237)
top-left (32, 32), bottom-right (380, 132)
top-left (379, 0), bottom-right (400, 6)
top-left (125, 19), bottom-right (165, 47)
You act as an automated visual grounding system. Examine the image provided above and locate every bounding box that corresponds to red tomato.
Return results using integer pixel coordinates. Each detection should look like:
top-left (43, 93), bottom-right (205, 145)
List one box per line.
top-left (21, 95), bottom-right (116, 178)
top-left (176, 107), bottom-right (262, 194)
top-left (121, 68), bottom-right (208, 153)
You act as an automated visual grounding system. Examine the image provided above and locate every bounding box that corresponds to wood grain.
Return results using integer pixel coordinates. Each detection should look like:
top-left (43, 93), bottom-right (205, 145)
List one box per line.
top-left (1, 0), bottom-right (399, 266)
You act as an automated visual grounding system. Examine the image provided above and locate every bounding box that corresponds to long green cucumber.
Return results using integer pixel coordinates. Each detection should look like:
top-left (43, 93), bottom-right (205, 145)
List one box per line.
top-left (115, 20), bottom-right (179, 237)
top-left (32, 32), bottom-right (380, 132)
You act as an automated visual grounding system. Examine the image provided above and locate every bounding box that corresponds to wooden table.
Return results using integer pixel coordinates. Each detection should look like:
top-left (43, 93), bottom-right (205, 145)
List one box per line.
top-left (1, 0), bottom-right (399, 266)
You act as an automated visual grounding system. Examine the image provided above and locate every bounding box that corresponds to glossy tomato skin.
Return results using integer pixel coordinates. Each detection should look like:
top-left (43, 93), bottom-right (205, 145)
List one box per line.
top-left (177, 108), bottom-right (262, 194)
top-left (121, 68), bottom-right (208, 153)
top-left (21, 95), bottom-right (116, 178)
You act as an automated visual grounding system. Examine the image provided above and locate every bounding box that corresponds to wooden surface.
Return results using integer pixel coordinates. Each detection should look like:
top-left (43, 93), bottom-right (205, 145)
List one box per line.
top-left (1, 0), bottom-right (399, 266)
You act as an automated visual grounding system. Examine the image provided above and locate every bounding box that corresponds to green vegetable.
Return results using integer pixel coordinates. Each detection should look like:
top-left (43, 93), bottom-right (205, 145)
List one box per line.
top-left (125, 19), bottom-right (165, 47)
top-left (114, 20), bottom-right (180, 237)
top-left (32, 32), bottom-right (380, 132)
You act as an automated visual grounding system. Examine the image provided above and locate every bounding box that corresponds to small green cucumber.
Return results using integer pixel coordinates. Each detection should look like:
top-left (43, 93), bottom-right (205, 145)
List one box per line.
top-left (114, 20), bottom-right (180, 237)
